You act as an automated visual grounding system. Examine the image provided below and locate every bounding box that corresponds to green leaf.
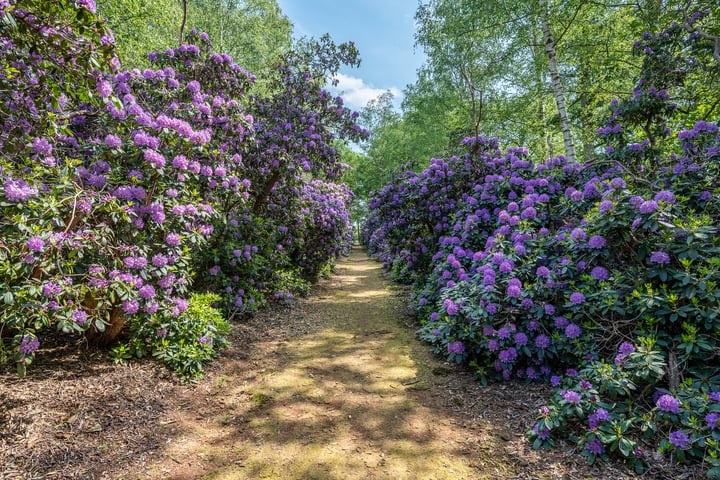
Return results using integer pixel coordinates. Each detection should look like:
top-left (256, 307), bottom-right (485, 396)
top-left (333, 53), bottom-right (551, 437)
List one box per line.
top-left (2, 292), bottom-right (13, 304)
top-left (618, 438), bottom-right (632, 457)
top-left (708, 466), bottom-right (720, 479)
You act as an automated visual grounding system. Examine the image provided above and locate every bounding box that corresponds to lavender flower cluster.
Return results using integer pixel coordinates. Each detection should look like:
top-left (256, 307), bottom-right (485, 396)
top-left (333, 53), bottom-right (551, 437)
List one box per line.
top-left (1, 1), bottom-right (364, 373)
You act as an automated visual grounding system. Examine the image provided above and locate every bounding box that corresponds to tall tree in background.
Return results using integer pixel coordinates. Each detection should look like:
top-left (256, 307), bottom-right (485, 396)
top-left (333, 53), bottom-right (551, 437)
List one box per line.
top-left (97, 0), bottom-right (183, 68)
top-left (414, 0), bottom-right (533, 149)
top-left (539, 0), bottom-right (577, 162)
top-left (98, 0), bottom-right (292, 74)
top-left (186, 0), bottom-right (292, 77)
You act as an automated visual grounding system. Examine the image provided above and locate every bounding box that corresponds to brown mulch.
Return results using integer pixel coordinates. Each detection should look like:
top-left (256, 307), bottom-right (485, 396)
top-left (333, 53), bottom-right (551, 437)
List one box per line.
top-left (0, 247), bottom-right (706, 480)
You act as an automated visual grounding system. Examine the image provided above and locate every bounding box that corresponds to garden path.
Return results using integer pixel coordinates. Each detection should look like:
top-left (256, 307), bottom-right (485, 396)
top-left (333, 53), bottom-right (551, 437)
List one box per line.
top-left (143, 246), bottom-right (505, 479)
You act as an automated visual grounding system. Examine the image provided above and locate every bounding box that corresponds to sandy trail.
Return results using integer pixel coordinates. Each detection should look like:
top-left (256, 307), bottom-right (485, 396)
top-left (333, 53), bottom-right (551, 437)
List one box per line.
top-left (147, 246), bottom-right (498, 479)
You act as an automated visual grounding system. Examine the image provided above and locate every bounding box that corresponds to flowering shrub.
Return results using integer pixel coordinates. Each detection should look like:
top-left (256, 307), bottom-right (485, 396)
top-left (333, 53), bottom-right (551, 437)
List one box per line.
top-left (528, 338), bottom-right (720, 476)
top-left (0, 0), bottom-right (362, 377)
top-left (289, 180), bottom-right (355, 279)
top-left (363, 10), bottom-right (719, 474)
top-left (111, 292), bottom-right (230, 381)
top-left (0, 0), bottom-right (255, 373)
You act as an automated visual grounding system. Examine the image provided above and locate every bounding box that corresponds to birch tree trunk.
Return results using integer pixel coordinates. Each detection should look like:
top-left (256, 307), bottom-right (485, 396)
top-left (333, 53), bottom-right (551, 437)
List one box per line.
top-left (540, 0), bottom-right (577, 163)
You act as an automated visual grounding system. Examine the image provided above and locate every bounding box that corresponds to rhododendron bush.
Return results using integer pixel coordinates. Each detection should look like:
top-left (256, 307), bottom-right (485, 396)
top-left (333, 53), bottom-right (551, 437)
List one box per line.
top-left (0, 0), bottom-right (363, 379)
top-left (363, 13), bottom-right (720, 475)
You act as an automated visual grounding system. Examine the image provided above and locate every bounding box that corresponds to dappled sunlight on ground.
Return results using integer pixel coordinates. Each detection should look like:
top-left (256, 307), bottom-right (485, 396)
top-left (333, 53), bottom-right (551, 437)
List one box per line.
top-left (146, 247), bottom-right (498, 479)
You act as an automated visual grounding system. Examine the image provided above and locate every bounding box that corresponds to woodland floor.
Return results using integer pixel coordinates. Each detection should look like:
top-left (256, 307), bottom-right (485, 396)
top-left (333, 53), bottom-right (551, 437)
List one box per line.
top-left (0, 247), bottom-right (704, 479)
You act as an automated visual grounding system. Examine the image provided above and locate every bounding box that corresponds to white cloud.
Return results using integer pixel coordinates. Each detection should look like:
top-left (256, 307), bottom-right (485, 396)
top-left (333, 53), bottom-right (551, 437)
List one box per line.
top-left (329, 73), bottom-right (402, 111)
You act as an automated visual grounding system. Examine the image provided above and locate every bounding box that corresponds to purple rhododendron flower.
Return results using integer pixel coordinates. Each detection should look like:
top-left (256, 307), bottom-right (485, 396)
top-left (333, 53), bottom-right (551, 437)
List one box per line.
top-left (71, 309), bottom-right (88, 325)
top-left (599, 200), bottom-right (614, 212)
top-left (96, 79), bottom-right (113, 98)
top-left (19, 335), bottom-right (40, 355)
top-left (151, 254), bottom-right (168, 267)
top-left (639, 200), bottom-right (659, 213)
top-left (187, 80), bottom-right (201, 93)
top-left (144, 149), bottom-right (166, 168)
top-left (565, 323), bottom-right (582, 339)
top-left (172, 155), bottom-right (189, 170)
top-left (570, 228), bottom-right (586, 241)
top-left (42, 282), bottom-right (61, 297)
top-left (562, 390), bottom-right (581, 404)
top-left (498, 347), bottom-right (518, 363)
top-left (507, 285), bottom-right (522, 298)
top-left (590, 266), bottom-right (609, 281)
top-left (499, 259), bottom-right (514, 273)
top-left (4, 178), bottom-right (38, 202)
top-left (588, 235), bottom-right (606, 249)
top-left (618, 342), bottom-right (635, 355)
top-left (657, 394), bottom-right (681, 414)
top-left (105, 134), bottom-right (122, 148)
top-left (77, 0), bottom-right (96, 13)
top-left (588, 408), bottom-right (611, 429)
top-left (550, 375), bottom-right (562, 387)
top-left (165, 233), bottom-right (181, 246)
top-left (535, 334), bottom-right (550, 349)
top-left (585, 439), bottom-right (605, 455)
top-left (26, 236), bottom-right (45, 252)
top-left (138, 285), bottom-right (156, 299)
top-left (521, 206), bottom-right (537, 219)
top-left (122, 299), bottom-right (140, 314)
top-left (555, 316), bottom-right (569, 329)
top-left (650, 251), bottom-right (670, 264)
top-left (534, 423), bottom-right (550, 440)
top-left (32, 137), bottom-right (52, 155)
top-left (706, 412), bottom-right (720, 430)
top-left (569, 292), bottom-right (585, 304)
top-left (654, 190), bottom-right (675, 204)
top-left (447, 341), bottom-right (465, 355)
top-left (669, 430), bottom-right (690, 449)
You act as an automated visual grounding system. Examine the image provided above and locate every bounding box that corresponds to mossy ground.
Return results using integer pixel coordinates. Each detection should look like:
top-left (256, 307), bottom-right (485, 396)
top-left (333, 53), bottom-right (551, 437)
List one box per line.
top-left (145, 247), bottom-right (504, 479)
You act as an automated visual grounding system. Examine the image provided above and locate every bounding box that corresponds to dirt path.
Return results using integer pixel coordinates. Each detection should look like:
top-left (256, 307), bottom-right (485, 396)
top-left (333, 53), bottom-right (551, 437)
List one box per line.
top-left (2, 247), bottom-right (643, 480)
top-left (144, 246), bottom-right (503, 479)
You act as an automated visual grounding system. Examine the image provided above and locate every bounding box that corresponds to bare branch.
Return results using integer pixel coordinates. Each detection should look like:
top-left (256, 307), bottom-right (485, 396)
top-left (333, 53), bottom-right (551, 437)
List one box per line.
top-left (681, 13), bottom-right (720, 67)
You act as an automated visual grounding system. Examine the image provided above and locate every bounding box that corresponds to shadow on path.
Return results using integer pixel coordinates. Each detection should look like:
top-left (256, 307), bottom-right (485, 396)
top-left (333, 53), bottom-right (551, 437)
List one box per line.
top-left (150, 247), bottom-right (506, 480)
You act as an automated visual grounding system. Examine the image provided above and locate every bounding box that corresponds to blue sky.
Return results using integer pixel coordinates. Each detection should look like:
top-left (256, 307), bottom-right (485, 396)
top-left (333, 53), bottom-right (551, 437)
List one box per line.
top-left (276, 0), bottom-right (426, 112)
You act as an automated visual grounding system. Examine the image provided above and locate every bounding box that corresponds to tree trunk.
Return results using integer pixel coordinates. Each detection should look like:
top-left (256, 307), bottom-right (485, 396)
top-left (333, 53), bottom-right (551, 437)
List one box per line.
top-left (84, 295), bottom-right (126, 346)
top-left (580, 91), bottom-right (595, 162)
top-left (533, 39), bottom-right (550, 159)
top-left (668, 349), bottom-right (680, 392)
top-left (252, 170), bottom-right (281, 214)
top-left (540, 0), bottom-right (577, 163)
